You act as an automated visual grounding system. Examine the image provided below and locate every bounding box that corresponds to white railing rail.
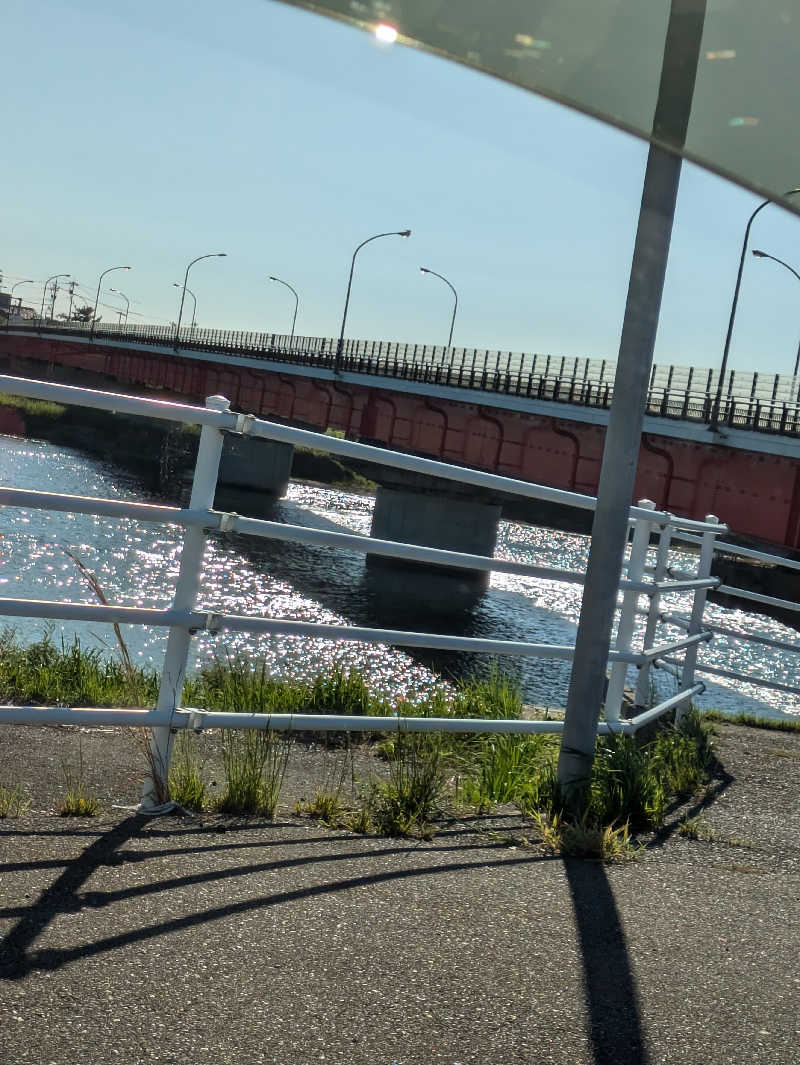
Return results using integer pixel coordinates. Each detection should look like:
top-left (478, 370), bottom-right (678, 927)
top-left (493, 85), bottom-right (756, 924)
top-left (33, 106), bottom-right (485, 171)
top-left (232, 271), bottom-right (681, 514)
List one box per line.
top-left (656, 529), bottom-right (800, 704)
top-left (0, 372), bottom-right (727, 811)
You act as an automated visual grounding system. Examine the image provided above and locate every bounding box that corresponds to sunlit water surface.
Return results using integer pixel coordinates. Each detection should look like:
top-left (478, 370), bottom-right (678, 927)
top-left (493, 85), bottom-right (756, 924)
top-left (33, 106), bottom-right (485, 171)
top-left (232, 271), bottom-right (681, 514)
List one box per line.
top-left (1, 437), bottom-right (798, 720)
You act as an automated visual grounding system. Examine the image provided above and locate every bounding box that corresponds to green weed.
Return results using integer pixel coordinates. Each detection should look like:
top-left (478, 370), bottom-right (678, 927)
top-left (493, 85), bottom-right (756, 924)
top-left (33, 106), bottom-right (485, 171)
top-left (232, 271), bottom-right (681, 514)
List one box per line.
top-left (0, 784), bottom-right (29, 818)
top-left (59, 792), bottom-right (100, 817)
top-left (0, 629), bottom-right (158, 708)
top-left (450, 667), bottom-right (525, 720)
top-left (296, 741), bottom-right (355, 825)
top-left (346, 805), bottom-right (373, 835)
top-left (530, 809), bottom-right (638, 860)
top-left (215, 725), bottom-right (290, 818)
top-left (0, 393), bottom-right (66, 419)
top-left (168, 732), bottom-right (207, 811)
top-left (296, 789), bottom-right (345, 825)
top-left (679, 816), bottom-right (717, 841)
top-left (361, 731), bottom-right (445, 838)
top-left (59, 740), bottom-right (99, 817)
top-left (589, 733), bottom-right (667, 827)
top-left (702, 710), bottom-right (800, 733)
top-left (458, 732), bottom-right (555, 810)
top-left (307, 667), bottom-right (375, 717)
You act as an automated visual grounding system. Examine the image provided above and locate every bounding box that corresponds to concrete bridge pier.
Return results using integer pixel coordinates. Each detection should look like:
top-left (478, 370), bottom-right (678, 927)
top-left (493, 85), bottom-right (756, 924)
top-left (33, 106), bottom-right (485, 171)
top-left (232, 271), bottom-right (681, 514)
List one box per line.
top-left (367, 473), bottom-right (502, 613)
top-left (215, 434), bottom-right (294, 514)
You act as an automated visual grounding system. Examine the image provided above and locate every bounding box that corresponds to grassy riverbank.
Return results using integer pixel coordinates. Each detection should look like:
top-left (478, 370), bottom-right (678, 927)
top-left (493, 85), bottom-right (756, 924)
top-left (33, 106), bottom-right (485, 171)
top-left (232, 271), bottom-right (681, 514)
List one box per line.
top-left (0, 633), bottom-right (722, 854)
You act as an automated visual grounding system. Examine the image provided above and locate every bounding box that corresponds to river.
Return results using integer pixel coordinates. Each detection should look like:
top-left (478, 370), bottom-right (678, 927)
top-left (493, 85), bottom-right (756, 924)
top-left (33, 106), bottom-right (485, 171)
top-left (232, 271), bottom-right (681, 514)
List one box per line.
top-left (1, 435), bottom-right (798, 721)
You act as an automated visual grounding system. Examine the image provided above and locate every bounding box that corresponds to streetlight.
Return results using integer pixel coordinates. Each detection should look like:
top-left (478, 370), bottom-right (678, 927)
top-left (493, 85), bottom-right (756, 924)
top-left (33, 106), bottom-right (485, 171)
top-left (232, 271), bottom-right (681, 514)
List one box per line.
top-left (110, 287), bottom-right (130, 326)
top-left (752, 249), bottom-right (800, 377)
top-left (10, 279), bottom-right (33, 317)
top-left (40, 273), bottom-right (70, 322)
top-left (712, 187), bottom-right (800, 426)
top-left (268, 276), bottom-right (299, 341)
top-left (419, 266), bottom-right (458, 348)
top-left (175, 253), bottom-right (226, 347)
top-left (91, 265), bottom-right (131, 338)
top-left (172, 283), bottom-right (197, 329)
top-left (335, 229), bottom-right (411, 371)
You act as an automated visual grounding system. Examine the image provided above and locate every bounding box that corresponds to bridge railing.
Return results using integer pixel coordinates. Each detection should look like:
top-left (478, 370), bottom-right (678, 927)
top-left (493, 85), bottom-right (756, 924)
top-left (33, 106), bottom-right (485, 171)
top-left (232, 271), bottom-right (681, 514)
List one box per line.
top-left (8, 320), bottom-right (800, 436)
top-left (0, 370), bottom-right (728, 811)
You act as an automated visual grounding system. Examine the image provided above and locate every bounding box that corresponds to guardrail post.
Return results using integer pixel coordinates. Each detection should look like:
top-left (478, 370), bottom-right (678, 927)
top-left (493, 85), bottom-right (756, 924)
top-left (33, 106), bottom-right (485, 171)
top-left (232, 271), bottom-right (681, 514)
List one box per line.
top-left (677, 514), bottom-right (719, 724)
top-left (605, 500), bottom-right (655, 723)
top-left (141, 394), bottom-right (231, 812)
top-left (634, 519), bottom-right (672, 707)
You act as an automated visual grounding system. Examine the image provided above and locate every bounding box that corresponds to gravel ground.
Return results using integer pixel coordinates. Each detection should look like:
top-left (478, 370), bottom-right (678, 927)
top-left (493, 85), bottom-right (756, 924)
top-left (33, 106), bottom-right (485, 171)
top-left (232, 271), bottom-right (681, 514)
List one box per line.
top-left (1, 721), bottom-right (798, 1065)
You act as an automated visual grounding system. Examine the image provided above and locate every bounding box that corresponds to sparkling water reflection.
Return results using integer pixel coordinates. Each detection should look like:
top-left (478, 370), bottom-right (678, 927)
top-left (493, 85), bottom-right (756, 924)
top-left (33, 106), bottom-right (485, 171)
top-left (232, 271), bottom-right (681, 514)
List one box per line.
top-left (1, 436), bottom-right (798, 719)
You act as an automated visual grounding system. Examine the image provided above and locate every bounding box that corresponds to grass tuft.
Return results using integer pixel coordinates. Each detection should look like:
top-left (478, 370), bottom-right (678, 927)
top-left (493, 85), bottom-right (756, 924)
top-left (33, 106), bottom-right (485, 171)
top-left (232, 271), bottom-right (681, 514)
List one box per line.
top-left (168, 732), bottom-right (207, 811)
top-left (215, 725), bottom-right (290, 818)
top-left (360, 732), bottom-right (445, 838)
top-left (679, 815), bottom-right (717, 841)
top-left (296, 789), bottom-right (345, 825)
top-left (59, 792), bottom-right (100, 817)
top-left (0, 784), bottom-right (29, 818)
top-left (59, 740), bottom-right (99, 817)
top-left (531, 809), bottom-right (638, 860)
top-left (702, 710), bottom-right (800, 733)
top-left (458, 733), bottom-right (556, 811)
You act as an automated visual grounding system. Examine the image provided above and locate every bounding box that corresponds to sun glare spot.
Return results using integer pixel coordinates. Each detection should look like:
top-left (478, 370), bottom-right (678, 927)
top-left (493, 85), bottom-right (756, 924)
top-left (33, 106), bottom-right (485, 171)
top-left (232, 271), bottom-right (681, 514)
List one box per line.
top-left (375, 23), bottom-right (398, 45)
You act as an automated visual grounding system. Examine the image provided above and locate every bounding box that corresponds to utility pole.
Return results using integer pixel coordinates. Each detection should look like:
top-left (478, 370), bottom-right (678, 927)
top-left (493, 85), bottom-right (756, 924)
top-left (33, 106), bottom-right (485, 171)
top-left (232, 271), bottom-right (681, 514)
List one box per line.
top-left (557, 0), bottom-right (708, 801)
top-left (66, 280), bottom-right (77, 322)
top-left (49, 279), bottom-right (60, 321)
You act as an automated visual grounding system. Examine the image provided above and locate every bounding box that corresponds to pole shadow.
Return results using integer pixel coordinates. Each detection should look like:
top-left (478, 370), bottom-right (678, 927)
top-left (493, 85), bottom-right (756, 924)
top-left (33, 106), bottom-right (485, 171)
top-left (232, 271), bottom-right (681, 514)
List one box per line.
top-left (564, 859), bottom-right (649, 1065)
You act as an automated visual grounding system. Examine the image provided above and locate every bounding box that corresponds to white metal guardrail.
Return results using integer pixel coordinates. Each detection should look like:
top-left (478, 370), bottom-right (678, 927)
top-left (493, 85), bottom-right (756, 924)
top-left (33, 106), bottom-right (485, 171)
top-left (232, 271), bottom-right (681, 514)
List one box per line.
top-left (0, 372), bottom-right (731, 812)
top-left (660, 529), bottom-right (800, 701)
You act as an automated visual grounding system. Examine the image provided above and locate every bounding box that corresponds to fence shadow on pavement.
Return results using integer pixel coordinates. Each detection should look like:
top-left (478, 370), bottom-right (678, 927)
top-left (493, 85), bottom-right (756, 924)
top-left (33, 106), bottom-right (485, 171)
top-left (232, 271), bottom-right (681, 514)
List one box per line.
top-left (1, 816), bottom-right (652, 1065)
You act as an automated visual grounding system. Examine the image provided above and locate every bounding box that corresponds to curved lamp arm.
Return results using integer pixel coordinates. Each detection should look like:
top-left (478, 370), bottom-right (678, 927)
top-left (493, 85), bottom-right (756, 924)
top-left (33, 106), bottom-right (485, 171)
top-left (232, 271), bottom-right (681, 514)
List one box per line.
top-left (335, 229), bottom-right (411, 370)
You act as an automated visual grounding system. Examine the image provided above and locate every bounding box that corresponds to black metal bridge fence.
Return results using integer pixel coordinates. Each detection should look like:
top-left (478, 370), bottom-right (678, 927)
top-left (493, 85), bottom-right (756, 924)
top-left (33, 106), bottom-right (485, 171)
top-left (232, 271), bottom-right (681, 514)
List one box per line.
top-left (7, 319), bottom-right (800, 437)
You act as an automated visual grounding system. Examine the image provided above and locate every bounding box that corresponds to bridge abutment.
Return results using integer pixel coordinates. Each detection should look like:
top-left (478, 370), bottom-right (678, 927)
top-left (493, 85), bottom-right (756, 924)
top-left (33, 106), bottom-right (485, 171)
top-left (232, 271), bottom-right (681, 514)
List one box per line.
top-left (368, 473), bottom-right (501, 613)
top-left (215, 435), bottom-right (294, 512)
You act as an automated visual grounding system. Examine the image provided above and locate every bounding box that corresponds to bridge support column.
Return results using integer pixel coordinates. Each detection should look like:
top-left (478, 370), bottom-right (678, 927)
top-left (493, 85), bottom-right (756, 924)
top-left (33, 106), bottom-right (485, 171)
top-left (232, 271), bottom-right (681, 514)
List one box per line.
top-left (216, 434), bottom-right (294, 511)
top-left (367, 478), bottom-right (501, 613)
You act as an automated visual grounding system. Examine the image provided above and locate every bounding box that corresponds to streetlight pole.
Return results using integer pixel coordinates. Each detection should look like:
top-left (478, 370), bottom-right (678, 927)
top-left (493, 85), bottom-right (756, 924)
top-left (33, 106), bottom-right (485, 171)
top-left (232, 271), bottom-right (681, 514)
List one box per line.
top-left (173, 283), bottom-right (197, 329)
top-left (712, 187), bottom-right (800, 426)
top-left (40, 273), bottom-right (70, 322)
top-left (11, 279), bottom-right (33, 316)
top-left (175, 253), bottom-right (226, 348)
top-left (268, 276), bottom-right (299, 341)
top-left (110, 288), bottom-right (130, 326)
top-left (335, 229), bottom-right (411, 372)
top-left (751, 249), bottom-right (800, 377)
top-left (419, 266), bottom-right (458, 348)
top-left (91, 265), bottom-right (131, 339)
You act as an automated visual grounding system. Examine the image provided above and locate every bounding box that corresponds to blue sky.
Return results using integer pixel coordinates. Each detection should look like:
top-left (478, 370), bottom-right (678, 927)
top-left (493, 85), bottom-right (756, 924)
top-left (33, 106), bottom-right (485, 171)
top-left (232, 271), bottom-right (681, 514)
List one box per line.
top-left (3, 0), bottom-right (800, 376)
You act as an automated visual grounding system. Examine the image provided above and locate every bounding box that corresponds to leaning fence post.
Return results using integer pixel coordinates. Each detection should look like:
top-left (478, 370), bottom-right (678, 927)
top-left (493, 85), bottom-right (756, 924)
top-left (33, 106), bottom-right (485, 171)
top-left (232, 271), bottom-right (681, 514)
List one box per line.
top-left (605, 499), bottom-right (655, 723)
top-left (140, 394), bottom-right (231, 812)
top-left (634, 519), bottom-right (672, 707)
top-left (676, 514), bottom-right (719, 724)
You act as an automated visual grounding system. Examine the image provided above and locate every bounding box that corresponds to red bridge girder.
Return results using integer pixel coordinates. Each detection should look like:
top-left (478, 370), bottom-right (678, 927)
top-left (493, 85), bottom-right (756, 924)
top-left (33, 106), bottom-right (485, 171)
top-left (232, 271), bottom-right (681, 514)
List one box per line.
top-left (3, 333), bottom-right (800, 552)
